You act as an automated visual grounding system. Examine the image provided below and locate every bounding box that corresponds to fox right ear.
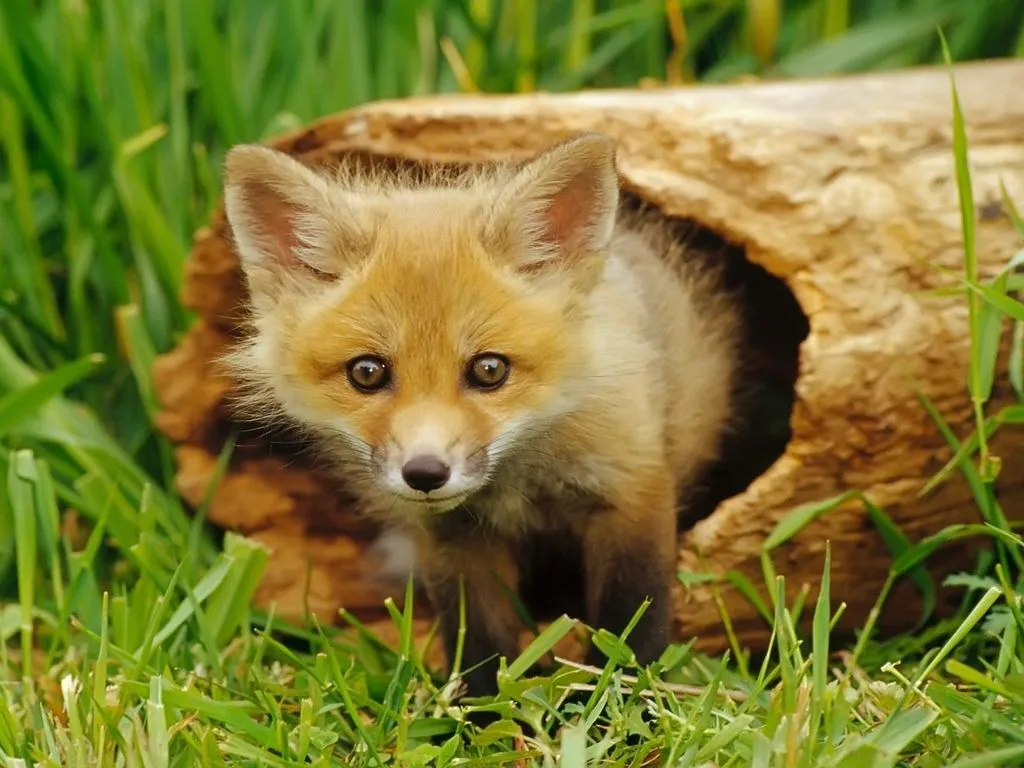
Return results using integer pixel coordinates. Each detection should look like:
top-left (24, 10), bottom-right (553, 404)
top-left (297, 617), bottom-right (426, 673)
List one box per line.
top-left (223, 145), bottom-right (369, 303)
top-left (486, 132), bottom-right (619, 274)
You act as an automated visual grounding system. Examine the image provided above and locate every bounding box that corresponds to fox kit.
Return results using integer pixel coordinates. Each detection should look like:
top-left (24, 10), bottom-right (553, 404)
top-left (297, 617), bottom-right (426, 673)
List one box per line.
top-left (222, 133), bottom-right (742, 697)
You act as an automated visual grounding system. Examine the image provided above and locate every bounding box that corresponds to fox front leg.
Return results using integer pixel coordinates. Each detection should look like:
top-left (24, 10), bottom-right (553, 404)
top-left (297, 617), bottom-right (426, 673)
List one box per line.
top-left (416, 530), bottom-right (522, 699)
top-left (581, 481), bottom-right (676, 668)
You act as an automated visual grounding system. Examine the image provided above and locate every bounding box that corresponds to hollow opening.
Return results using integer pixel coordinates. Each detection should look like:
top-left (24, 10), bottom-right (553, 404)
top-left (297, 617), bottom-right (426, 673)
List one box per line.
top-left (223, 149), bottom-right (811, 625)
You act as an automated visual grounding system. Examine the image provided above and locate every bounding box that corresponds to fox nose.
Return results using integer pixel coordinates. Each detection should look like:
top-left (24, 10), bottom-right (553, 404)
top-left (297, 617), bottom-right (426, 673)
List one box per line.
top-left (401, 455), bottom-right (451, 493)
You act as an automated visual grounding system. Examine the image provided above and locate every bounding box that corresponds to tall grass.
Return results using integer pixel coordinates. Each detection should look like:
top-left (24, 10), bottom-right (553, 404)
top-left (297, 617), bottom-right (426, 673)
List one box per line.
top-left (1, 1), bottom-right (1023, 765)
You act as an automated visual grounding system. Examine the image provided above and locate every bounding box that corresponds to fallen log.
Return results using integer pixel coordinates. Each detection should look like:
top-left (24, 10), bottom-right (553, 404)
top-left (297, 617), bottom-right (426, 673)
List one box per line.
top-left (153, 59), bottom-right (1024, 657)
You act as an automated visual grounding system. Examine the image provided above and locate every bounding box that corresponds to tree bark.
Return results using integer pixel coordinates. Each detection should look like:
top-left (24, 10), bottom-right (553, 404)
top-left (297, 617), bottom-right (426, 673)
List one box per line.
top-left (154, 60), bottom-right (1024, 657)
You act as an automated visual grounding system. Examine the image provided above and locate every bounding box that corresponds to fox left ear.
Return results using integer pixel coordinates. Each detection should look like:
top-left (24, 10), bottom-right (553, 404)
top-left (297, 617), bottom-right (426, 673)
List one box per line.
top-left (486, 132), bottom-right (619, 272)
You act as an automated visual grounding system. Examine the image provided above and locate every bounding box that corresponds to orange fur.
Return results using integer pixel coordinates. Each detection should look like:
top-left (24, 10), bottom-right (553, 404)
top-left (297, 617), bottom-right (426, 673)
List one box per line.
top-left (221, 133), bottom-right (742, 696)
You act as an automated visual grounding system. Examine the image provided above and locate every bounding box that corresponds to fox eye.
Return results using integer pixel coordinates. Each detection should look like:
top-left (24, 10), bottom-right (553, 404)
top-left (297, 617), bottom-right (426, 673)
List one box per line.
top-left (466, 354), bottom-right (510, 390)
top-left (346, 355), bottom-right (390, 393)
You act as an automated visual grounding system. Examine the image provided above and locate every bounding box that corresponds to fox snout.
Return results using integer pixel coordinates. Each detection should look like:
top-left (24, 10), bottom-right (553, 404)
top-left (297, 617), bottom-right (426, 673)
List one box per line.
top-left (375, 402), bottom-right (490, 506)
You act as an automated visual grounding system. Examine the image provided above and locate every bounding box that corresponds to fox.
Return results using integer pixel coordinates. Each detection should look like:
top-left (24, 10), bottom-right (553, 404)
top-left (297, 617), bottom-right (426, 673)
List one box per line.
top-left (220, 132), bottom-right (742, 699)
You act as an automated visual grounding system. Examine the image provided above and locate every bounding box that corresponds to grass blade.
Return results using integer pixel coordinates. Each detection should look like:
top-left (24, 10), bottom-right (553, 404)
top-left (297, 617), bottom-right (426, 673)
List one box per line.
top-left (0, 353), bottom-right (104, 432)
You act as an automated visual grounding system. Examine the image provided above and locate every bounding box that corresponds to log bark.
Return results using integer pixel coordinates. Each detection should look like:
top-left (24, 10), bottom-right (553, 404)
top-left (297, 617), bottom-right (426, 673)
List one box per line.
top-left (153, 60), bottom-right (1024, 657)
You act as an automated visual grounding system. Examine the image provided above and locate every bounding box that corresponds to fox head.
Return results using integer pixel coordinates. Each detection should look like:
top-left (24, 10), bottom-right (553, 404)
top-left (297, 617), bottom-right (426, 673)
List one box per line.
top-left (222, 134), bottom-right (619, 518)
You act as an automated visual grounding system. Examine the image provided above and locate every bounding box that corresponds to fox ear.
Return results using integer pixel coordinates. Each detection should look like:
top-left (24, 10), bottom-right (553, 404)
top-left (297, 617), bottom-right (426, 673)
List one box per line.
top-left (223, 145), bottom-right (369, 303)
top-left (486, 132), bottom-right (619, 272)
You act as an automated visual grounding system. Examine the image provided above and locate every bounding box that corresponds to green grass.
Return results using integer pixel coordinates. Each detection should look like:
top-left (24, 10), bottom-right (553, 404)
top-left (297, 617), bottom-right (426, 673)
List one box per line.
top-left (1, 1), bottom-right (1024, 765)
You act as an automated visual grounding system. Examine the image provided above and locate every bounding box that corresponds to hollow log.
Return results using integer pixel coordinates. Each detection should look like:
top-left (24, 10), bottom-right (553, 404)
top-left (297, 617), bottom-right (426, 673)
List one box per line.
top-left (153, 60), bottom-right (1024, 658)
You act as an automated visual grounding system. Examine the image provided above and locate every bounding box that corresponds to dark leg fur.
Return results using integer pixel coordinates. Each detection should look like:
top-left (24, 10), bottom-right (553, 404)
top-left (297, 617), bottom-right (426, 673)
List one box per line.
top-left (429, 583), bottom-right (510, 700)
top-left (582, 498), bottom-right (675, 669)
top-left (416, 528), bottom-right (522, 701)
top-left (584, 556), bottom-right (671, 668)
